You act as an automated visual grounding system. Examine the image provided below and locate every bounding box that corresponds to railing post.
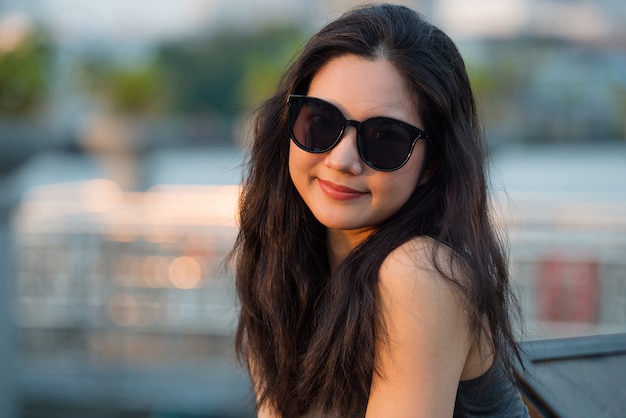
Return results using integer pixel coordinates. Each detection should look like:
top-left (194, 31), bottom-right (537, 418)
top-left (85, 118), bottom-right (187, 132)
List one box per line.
top-left (0, 184), bottom-right (17, 418)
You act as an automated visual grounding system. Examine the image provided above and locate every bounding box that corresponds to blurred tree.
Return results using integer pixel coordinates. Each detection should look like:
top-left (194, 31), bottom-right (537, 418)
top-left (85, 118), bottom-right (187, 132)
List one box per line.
top-left (466, 41), bottom-right (533, 144)
top-left (0, 22), bottom-right (52, 118)
top-left (78, 58), bottom-right (169, 115)
top-left (466, 38), bottom-right (626, 144)
top-left (236, 26), bottom-right (307, 110)
top-left (157, 25), bottom-right (307, 116)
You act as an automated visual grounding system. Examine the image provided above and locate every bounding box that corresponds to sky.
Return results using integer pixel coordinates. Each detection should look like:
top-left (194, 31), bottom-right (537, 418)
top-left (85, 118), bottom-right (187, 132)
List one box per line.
top-left (3, 0), bottom-right (308, 44)
top-left (1, 0), bottom-right (623, 46)
top-left (11, 0), bottom-right (219, 42)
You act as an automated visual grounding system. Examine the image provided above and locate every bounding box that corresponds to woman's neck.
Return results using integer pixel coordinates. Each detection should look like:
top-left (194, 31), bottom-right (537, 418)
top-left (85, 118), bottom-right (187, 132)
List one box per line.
top-left (326, 227), bottom-right (375, 271)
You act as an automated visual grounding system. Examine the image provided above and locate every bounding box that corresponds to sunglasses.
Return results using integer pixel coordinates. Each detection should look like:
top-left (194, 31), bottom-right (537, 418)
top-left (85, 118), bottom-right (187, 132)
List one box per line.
top-left (287, 95), bottom-right (426, 172)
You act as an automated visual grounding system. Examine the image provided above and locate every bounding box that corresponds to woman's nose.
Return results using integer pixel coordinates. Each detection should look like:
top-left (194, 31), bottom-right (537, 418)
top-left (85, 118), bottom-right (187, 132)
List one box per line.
top-left (324, 127), bottom-right (363, 175)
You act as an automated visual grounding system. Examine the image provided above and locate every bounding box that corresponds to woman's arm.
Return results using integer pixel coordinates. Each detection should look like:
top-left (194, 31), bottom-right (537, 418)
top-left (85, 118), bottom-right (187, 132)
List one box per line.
top-left (365, 237), bottom-right (473, 418)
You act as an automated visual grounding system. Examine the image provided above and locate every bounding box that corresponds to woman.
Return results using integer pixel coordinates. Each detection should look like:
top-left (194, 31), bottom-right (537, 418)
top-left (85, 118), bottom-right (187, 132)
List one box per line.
top-left (232, 4), bottom-right (528, 417)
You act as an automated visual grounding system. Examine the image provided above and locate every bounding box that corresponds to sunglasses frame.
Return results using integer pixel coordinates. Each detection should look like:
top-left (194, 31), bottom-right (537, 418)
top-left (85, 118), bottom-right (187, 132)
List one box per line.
top-left (287, 95), bottom-right (427, 172)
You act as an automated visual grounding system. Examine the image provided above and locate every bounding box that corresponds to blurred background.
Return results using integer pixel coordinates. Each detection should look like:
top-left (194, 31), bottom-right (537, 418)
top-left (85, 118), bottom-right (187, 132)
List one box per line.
top-left (0, 0), bottom-right (625, 417)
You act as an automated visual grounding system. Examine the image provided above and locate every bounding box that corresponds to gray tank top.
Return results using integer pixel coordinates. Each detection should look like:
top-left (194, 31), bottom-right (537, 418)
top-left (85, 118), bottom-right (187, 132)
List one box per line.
top-left (454, 362), bottom-right (529, 417)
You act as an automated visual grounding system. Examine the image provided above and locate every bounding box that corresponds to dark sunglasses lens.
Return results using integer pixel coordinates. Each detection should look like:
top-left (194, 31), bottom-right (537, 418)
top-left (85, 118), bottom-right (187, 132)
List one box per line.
top-left (359, 119), bottom-right (414, 170)
top-left (289, 98), bottom-right (343, 152)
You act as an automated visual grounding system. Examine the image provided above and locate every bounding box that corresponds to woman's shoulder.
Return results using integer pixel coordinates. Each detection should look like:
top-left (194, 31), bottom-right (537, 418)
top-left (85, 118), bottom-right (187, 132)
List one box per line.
top-left (377, 234), bottom-right (469, 336)
top-left (379, 236), bottom-right (461, 289)
top-left (367, 236), bottom-right (475, 416)
top-left (379, 236), bottom-right (497, 381)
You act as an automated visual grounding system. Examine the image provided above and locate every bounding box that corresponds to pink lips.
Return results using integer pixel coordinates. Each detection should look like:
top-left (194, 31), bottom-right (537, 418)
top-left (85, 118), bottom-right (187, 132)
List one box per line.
top-left (317, 179), bottom-right (368, 201)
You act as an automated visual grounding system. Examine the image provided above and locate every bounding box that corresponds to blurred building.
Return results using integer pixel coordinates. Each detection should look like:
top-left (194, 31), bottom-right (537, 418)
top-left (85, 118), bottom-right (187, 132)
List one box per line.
top-left (12, 181), bottom-right (253, 417)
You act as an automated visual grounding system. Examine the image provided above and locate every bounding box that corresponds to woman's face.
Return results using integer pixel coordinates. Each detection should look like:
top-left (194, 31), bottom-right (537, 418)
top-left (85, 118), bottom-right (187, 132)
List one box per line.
top-left (288, 54), bottom-right (427, 242)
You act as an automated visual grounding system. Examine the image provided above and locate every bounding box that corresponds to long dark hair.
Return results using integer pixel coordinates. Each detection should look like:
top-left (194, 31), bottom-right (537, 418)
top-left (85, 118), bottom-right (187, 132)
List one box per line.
top-left (232, 4), bottom-right (522, 417)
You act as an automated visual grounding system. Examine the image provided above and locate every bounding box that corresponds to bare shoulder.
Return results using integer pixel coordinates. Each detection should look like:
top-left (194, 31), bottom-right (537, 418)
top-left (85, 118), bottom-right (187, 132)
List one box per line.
top-left (379, 236), bottom-right (461, 293)
top-left (367, 236), bottom-right (472, 417)
top-left (377, 236), bottom-right (467, 332)
top-left (376, 235), bottom-right (471, 357)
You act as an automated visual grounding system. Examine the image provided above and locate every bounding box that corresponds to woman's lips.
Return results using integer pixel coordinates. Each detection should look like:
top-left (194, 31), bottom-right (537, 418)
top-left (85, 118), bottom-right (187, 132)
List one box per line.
top-left (317, 179), bottom-right (368, 201)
